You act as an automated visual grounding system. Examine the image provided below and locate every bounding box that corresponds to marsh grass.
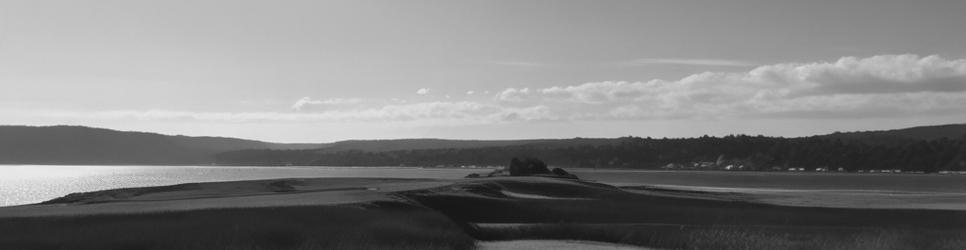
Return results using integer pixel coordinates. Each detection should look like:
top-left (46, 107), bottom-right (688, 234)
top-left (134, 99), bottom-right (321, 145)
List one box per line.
top-left (0, 201), bottom-right (475, 250)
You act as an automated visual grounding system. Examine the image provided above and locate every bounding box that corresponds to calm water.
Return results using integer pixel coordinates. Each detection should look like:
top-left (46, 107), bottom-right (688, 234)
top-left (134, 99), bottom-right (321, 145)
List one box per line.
top-left (0, 165), bottom-right (486, 207)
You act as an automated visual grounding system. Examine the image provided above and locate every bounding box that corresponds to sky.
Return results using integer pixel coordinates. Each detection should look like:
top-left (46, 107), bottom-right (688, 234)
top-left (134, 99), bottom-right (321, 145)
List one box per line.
top-left (2, 0), bottom-right (966, 142)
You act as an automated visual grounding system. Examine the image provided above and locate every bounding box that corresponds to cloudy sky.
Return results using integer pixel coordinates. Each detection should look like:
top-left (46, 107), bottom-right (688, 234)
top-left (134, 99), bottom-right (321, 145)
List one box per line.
top-left (2, 0), bottom-right (966, 142)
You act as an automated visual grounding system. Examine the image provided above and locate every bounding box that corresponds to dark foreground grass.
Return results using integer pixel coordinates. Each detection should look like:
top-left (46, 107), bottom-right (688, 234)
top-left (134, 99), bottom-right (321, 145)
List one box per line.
top-left (399, 177), bottom-right (966, 249)
top-left (0, 201), bottom-right (475, 250)
top-left (402, 179), bottom-right (966, 227)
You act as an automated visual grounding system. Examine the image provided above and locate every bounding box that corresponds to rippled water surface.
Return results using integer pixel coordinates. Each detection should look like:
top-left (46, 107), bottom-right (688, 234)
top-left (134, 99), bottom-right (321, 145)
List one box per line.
top-left (0, 165), bottom-right (484, 206)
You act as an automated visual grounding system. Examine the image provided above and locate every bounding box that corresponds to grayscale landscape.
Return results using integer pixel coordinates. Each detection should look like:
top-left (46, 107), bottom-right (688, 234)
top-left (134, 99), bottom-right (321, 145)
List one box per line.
top-left (2, 1), bottom-right (966, 249)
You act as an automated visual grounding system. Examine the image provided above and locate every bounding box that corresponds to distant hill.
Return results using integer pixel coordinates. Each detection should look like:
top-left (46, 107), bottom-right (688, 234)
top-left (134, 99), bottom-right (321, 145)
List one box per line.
top-left (0, 125), bottom-right (621, 165)
top-left (215, 124), bottom-right (966, 172)
top-left (0, 126), bottom-right (323, 165)
top-left (5, 123), bottom-right (966, 169)
top-left (822, 124), bottom-right (966, 141)
top-left (312, 124), bottom-right (966, 153)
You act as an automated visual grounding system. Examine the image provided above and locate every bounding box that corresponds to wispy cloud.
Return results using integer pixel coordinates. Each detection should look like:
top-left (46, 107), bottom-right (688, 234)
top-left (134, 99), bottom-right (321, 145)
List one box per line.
top-left (416, 88), bottom-right (431, 95)
top-left (46, 102), bottom-right (556, 125)
top-left (488, 60), bottom-right (547, 68)
top-left (620, 58), bottom-right (757, 67)
top-left (291, 97), bottom-right (363, 111)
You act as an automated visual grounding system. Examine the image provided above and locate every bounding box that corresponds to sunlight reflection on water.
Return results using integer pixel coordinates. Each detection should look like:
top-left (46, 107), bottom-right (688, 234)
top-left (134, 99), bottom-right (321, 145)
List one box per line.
top-left (0, 165), bottom-right (483, 207)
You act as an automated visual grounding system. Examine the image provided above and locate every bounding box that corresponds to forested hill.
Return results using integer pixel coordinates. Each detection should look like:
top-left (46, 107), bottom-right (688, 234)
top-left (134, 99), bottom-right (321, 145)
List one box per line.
top-left (825, 124), bottom-right (966, 141)
top-left (0, 126), bottom-right (323, 165)
top-left (0, 126), bottom-right (618, 165)
top-left (4, 124), bottom-right (966, 170)
top-left (215, 124), bottom-right (966, 172)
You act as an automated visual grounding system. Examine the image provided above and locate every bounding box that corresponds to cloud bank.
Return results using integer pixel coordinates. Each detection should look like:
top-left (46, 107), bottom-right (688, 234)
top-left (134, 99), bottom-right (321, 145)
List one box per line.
top-left (45, 54), bottom-right (966, 125)
top-left (501, 54), bottom-right (966, 120)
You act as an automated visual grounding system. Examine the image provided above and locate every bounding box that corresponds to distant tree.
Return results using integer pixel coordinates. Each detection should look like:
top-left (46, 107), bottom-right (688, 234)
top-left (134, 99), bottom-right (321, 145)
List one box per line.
top-left (508, 157), bottom-right (550, 176)
top-left (508, 158), bottom-right (524, 176)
